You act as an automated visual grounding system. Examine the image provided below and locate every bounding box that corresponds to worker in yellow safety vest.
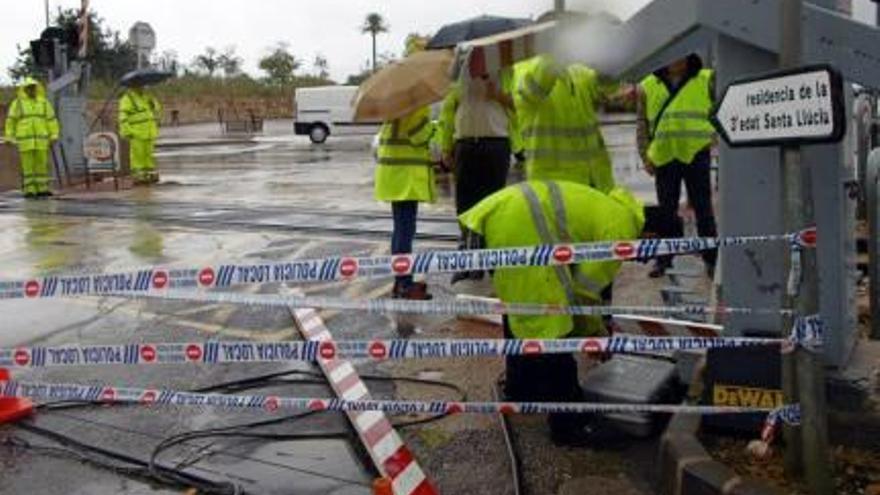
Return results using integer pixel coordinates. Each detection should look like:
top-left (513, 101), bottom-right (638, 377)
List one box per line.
top-left (119, 84), bottom-right (162, 185)
top-left (638, 54), bottom-right (717, 278)
top-left (4, 77), bottom-right (59, 199)
top-left (514, 55), bottom-right (618, 193)
top-left (459, 179), bottom-right (645, 445)
top-left (375, 106), bottom-right (436, 300)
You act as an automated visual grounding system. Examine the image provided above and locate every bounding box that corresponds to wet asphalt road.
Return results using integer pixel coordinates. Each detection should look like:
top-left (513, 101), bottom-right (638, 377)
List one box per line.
top-left (0, 120), bottom-right (655, 494)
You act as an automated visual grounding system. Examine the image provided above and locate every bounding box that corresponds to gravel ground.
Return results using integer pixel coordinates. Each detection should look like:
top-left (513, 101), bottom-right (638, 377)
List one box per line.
top-left (381, 261), bottom-right (688, 495)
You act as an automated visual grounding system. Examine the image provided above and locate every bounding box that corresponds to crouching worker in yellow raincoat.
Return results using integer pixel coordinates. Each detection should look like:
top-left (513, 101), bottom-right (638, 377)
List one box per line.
top-left (4, 77), bottom-right (59, 199)
top-left (119, 83), bottom-right (162, 185)
top-left (460, 180), bottom-right (645, 446)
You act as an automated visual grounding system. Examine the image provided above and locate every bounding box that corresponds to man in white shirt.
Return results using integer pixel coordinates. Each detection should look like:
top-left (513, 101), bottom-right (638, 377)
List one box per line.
top-left (439, 68), bottom-right (517, 283)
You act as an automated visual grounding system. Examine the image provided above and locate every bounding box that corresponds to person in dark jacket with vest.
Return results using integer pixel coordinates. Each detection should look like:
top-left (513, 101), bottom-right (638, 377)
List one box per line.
top-left (637, 54), bottom-right (717, 278)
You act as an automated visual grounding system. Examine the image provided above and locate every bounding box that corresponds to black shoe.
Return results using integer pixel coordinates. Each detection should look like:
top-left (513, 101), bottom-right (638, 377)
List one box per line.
top-left (469, 270), bottom-right (485, 281)
top-left (450, 271), bottom-right (471, 285)
top-left (393, 282), bottom-right (433, 300)
top-left (649, 263), bottom-right (668, 279)
top-left (550, 423), bottom-right (598, 448)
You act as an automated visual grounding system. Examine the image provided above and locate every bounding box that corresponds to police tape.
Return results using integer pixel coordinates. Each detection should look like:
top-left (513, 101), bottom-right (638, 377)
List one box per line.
top-left (788, 314), bottom-right (824, 352)
top-left (112, 288), bottom-right (799, 319)
top-left (0, 379), bottom-right (802, 423)
top-left (0, 334), bottom-right (794, 370)
top-left (0, 229), bottom-right (816, 302)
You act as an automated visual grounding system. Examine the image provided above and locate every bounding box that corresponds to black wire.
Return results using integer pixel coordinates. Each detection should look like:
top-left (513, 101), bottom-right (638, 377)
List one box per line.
top-left (23, 368), bottom-right (466, 491)
top-left (36, 410), bottom-right (371, 487)
top-left (12, 422), bottom-right (241, 494)
top-left (146, 370), bottom-right (468, 481)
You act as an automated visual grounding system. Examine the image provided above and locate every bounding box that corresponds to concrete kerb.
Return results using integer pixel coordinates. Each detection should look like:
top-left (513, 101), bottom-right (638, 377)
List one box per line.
top-left (659, 412), bottom-right (781, 495)
top-left (659, 387), bottom-right (781, 495)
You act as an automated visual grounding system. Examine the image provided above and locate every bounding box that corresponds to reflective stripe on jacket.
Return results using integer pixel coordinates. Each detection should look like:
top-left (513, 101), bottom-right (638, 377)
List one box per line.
top-left (641, 69), bottom-right (715, 166)
top-left (458, 180), bottom-right (645, 339)
top-left (514, 56), bottom-right (615, 193)
top-left (4, 80), bottom-right (59, 152)
top-left (119, 90), bottom-right (162, 140)
top-left (374, 106), bottom-right (436, 203)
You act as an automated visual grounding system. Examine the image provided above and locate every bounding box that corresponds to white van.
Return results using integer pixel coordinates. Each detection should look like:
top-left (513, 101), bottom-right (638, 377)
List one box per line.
top-left (293, 86), bottom-right (379, 144)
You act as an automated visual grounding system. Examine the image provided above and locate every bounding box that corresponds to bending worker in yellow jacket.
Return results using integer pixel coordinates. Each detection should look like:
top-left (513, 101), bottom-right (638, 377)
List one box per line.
top-left (119, 84), bottom-right (162, 185)
top-left (4, 77), bottom-right (59, 199)
top-left (460, 180), bottom-right (645, 446)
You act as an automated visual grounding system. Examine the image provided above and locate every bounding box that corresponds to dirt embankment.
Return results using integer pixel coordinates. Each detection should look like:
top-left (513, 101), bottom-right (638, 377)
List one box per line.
top-left (1, 96), bottom-right (292, 134)
top-left (86, 96), bottom-right (294, 131)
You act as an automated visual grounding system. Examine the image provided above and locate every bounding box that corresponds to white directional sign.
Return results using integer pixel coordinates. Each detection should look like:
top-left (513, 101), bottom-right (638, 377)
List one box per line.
top-left (713, 65), bottom-right (845, 147)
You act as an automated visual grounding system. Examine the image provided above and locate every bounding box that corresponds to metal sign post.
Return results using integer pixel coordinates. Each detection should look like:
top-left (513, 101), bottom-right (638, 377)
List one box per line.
top-left (779, 1), bottom-right (832, 492)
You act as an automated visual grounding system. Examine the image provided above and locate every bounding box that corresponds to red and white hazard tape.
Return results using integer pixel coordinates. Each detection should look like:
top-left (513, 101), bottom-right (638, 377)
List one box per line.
top-left (0, 335), bottom-right (791, 370)
top-left (0, 379), bottom-right (801, 422)
top-left (612, 315), bottom-right (723, 338)
top-left (291, 304), bottom-right (437, 495)
top-left (0, 230), bottom-right (814, 302)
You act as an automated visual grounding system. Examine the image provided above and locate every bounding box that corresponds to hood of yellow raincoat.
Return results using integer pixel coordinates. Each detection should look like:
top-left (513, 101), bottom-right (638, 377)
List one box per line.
top-left (17, 77), bottom-right (47, 99)
top-left (608, 186), bottom-right (646, 236)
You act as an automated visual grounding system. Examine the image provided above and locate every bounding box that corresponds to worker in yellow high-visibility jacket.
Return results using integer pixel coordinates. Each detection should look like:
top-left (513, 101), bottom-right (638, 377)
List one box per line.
top-left (4, 77), bottom-right (59, 199)
top-left (638, 54), bottom-right (717, 278)
top-left (514, 55), bottom-right (618, 193)
top-left (119, 84), bottom-right (162, 185)
top-left (374, 107), bottom-right (436, 300)
top-left (460, 180), bottom-right (645, 446)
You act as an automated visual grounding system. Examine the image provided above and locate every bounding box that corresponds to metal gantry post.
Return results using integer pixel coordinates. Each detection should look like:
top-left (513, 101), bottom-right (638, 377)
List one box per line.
top-left (780, 0), bottom-right (832, 492)
top-left (554, 0), bottom-right (565, 14)
top-left (869, 149), bottom-right (880, 340)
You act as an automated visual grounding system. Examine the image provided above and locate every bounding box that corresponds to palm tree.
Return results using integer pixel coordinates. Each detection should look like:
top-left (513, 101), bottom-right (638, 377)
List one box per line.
top-left (361, 13), bottom-right (389, 73)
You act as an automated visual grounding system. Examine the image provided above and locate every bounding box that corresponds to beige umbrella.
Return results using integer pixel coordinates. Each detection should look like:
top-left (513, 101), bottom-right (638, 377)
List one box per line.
top-left (352, 49), bottom-right (454, 123)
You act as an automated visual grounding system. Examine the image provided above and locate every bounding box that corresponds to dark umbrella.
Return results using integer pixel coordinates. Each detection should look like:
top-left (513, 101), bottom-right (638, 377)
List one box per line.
top-left (119, 68), bottom-right (174, 87)
top-left (427, 15), bottom-right (532, 50)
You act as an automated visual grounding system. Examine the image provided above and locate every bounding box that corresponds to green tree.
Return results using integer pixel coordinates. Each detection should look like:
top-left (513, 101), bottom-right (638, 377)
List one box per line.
top-left (361, 13), bottom-right (389, 72)
top-left (156, 50), bottom-right (180, 74)
top-left (218, 46), bottom-right (243, 78)
top-left (8, 44), bottom-right (39, 81)
top-left (54, 8), bottom-right (137, 81)
top-left (313, 54), bottom-right (329, 80)
top-left (258, 42), bottom-right (300, 85)
top-left (404, 33), bottom-right (428, 56)
top-left (193, 47), bottom-right (220, 77)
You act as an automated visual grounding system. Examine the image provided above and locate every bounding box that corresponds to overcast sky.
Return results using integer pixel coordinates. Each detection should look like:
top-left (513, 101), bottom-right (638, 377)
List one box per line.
top-left (1, 0), bottom-right (652, 83)
top-left (2, 0), bottom-right (876, 84)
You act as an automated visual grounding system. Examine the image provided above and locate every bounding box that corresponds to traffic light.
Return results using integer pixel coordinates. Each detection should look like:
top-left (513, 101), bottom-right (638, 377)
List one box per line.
top-left (30, 26), bottom-right (81, 68)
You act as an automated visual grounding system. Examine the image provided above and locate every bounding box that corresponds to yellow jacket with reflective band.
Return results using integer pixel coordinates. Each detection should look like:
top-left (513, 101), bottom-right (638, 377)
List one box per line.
top-left (4, 79), bottom-right (59, 152)
top-left (438, 69), bottom-right (523, 155)
top-left (119, 90), bottom-right (162, 140)
top-left (459, 180), bottom-right (644, 339)
top-left (514, 56), bottom-right (615, 193)
top-left (640, 69), bottom-right (714, 166)
top-left (374, 106), bottom-right (436, 203)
